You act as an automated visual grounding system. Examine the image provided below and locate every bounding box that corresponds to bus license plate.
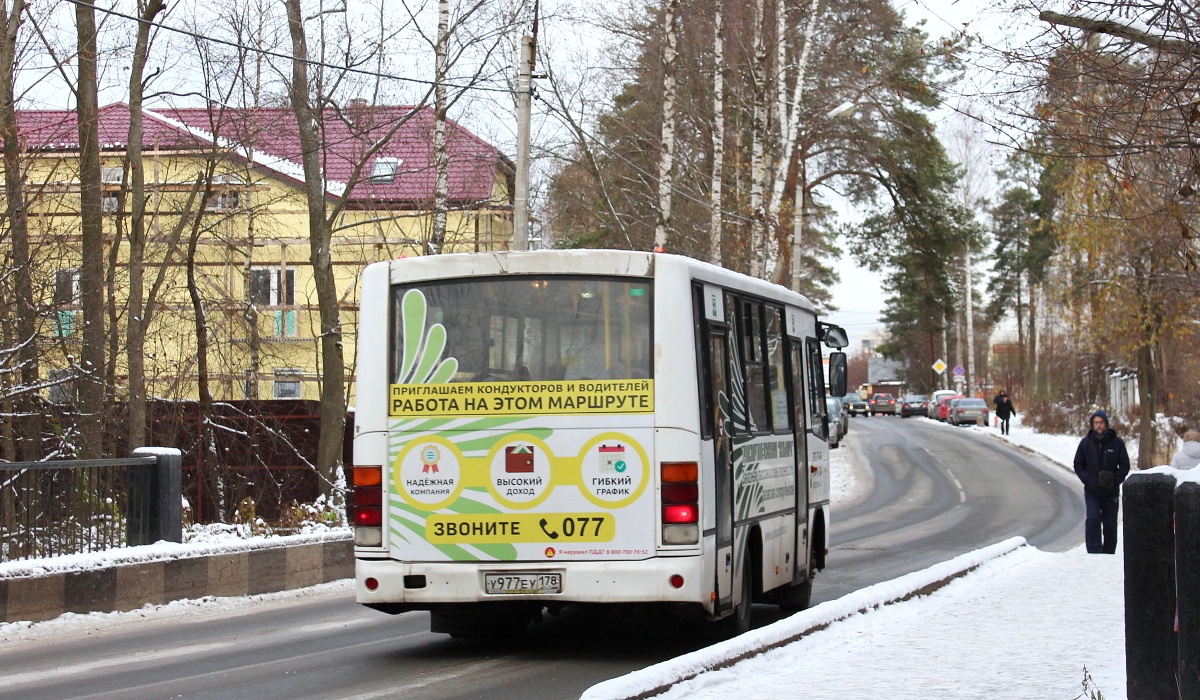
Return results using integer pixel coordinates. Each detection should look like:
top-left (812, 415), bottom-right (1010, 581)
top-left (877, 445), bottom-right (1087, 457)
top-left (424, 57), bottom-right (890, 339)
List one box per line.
top-left (483, 572), bottom-right (562, 595)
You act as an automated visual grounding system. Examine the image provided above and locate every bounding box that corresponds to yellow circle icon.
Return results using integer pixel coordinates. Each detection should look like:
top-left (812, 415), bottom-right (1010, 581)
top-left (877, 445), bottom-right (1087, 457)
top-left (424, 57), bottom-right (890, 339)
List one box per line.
top-left (575, 432), bottom-right (650, 509)
top-left (392, 435), bottom-right (465, 511)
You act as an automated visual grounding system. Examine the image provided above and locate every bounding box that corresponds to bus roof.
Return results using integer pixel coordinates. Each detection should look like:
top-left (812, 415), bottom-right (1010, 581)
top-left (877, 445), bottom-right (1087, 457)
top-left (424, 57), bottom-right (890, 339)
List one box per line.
top-left (370, 250), bottom-right (818, 314)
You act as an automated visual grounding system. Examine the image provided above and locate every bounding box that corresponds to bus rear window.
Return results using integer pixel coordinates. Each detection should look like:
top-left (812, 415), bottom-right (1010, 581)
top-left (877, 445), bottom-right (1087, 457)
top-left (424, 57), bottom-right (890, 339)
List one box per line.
top-left (391, 277), bottom-right (652, 383)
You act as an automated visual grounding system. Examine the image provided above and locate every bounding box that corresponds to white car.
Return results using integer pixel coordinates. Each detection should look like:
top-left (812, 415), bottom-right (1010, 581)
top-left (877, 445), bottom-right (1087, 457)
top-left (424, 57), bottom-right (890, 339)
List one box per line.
top-left (948, 397), bottom-right (989, 426)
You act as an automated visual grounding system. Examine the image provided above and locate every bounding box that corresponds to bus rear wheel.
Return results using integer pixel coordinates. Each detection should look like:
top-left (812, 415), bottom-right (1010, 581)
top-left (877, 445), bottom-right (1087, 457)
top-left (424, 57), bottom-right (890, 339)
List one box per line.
top-left (776, 577), bottom-right (812, 613)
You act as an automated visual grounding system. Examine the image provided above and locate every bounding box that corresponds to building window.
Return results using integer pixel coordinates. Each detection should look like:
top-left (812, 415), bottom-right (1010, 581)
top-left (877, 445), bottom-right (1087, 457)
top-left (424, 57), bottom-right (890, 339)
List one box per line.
top-left (369, 157), bottom-right (399, 183)
top-left (54, 310), bottom-right (76, 337)
top-left (249, 267), bottom-right (297, 337)
top-left (101, 166), bottom-right (123, 183)
top-left (101, 191), bottom-right (120, 213)
top-left (205, 190), bottom-right (243, 211)
top-left (54, 269), bottom-right (80, 306)
top-left (272, 370), bottom-right (302, 399)
top-left (48, 369), bottom-right (77, 405)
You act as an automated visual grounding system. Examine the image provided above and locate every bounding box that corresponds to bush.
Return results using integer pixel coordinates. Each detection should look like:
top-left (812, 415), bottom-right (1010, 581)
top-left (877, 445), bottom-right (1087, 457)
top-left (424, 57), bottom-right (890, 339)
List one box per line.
top-left (1023, 399), bottom-right (1090, 435)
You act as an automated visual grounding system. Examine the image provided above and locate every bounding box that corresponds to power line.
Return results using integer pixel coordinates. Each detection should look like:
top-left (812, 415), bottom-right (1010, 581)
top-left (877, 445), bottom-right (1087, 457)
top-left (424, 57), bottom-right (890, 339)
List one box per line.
top-left (65, 0), bottom-right (514, 95)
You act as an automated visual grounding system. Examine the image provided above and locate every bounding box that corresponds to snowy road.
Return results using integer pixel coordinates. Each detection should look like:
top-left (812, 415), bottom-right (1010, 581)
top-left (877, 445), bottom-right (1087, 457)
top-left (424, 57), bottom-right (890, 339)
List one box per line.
top-left (812, 416), bottom-right (1084, 604)
top-left (0, 418), bottom-right (1085, 700)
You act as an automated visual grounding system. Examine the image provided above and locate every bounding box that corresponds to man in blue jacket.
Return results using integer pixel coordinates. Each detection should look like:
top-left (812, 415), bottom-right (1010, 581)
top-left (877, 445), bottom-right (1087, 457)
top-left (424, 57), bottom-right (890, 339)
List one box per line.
top-left (1072, 409), bottom-right (1132, 553)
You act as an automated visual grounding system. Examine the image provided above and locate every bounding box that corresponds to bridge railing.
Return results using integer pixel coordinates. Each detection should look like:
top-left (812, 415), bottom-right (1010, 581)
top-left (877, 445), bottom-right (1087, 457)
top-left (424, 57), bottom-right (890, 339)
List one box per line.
top-left (0, 447), bottom-right (181, 563)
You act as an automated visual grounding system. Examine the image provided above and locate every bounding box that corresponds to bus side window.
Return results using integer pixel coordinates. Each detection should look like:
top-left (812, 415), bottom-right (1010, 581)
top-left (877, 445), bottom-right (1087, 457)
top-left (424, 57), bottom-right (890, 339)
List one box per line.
top-left (741, 300), bottom-right (769, 433)
top-left (806, 338), bottom-right (828, 441)
top-left (767, 306), bottom-right (789, 432)
top-left (789, 343), bottom-right (806, 435)
top-left (724, 294), bottom-right (746, 435)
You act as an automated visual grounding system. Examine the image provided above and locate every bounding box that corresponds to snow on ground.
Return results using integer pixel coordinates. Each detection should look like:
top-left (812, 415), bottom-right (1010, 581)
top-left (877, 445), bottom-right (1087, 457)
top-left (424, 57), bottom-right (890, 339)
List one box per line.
top-left (0, 527), bottom-right (347, 580)
top-left (634, 543), bottom-right (1126, 700)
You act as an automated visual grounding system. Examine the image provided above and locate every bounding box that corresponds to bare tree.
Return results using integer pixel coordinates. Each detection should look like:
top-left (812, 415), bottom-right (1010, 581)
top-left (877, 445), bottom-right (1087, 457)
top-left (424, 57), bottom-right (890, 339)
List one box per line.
top-left (427, 1), bottom-right (454, 252)
top-left (707, 0), bottom-right (725, 263)
top-left (123, 0), bottom-right (167, 451)
top-left (0, 0), bottom-right (36, 460)
top-left (73, 2), bottom-right (105, 459)
top-left (746, 0), bottom-right (768, 277)
top-left (653, 0), bottom-right (679, 251)
top-left (284, 0), bottom-right (346, 497)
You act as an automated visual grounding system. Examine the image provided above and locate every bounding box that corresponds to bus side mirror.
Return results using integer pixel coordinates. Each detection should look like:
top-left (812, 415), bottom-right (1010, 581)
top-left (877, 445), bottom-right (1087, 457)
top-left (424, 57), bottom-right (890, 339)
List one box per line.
top-left (828, 352), bottom-right (847, 397)
top-left (818, 323), bottom-right (848, 349)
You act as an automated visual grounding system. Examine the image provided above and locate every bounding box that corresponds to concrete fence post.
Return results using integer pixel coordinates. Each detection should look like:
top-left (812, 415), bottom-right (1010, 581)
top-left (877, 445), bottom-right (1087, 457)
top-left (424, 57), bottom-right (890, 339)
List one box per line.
top-left (132, 447), bottom-right (182, 545)
top-left (1176, 480), bottom-right (1200, 699)
top-left (1123, 473), bottom-right (1178, 700)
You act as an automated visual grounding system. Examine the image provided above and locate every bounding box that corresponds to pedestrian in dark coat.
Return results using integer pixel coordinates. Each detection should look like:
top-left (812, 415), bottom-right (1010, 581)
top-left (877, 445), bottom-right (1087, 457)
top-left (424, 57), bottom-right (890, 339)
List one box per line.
top-left (995, 396), bottom-right (1015, 435)
top-left (1072, 409), bottom-right (1132, 554)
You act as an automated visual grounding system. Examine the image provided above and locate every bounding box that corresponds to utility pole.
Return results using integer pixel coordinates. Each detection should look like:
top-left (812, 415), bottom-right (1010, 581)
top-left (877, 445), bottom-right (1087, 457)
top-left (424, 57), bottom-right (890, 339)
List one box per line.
top-left (511, 34), bottom-right (534, 251)
top-left (965, 239), bottom-right (976, 396)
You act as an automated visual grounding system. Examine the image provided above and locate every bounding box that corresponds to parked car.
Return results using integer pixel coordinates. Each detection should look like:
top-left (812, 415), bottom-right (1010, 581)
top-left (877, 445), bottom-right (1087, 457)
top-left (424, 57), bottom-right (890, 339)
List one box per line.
top-left (869, 392), bottom-right (897, 416)
top-left (842, 393), bottom-right (869, 417)
top-left (899, 394), bottom-right (929, 418)
top-left (935, 393), bottom-right (965, 421)
top-left (929, 389), bottom-right (959, 418)
top-left (947, 397), bottom-right (989, 426)
top-left (825, 395), bottom-right (847, 447)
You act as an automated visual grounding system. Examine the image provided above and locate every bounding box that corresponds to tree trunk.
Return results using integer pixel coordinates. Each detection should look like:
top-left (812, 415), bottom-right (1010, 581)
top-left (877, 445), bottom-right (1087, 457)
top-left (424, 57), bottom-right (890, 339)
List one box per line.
top-left (285, 0), bottom-right (345, 498)
top-left (769, 0), bottom-right (823, 284)
top-left (1028, 276), bottom-right (1039, 396)
top-left (1015, 267), bottom-right (1025, 387)
top-left (748, 0), bottom-right (768, 277)
top-left (708, 0), bottom-right (724, 264)
top-left (654, 0), bottom-right (679, 251)
top-left (430, 0), bottom-right (450, 253)
top-left (187, 169), bottom-right (223, 519)
top-left (74, 2), bottom-right (106, 459)
top-left (124, 0), bottom-right (165, 450)
top-left (0, 0), bottom-right (38, 460)
top-left (1136, 342), bottom-right (1158, 470)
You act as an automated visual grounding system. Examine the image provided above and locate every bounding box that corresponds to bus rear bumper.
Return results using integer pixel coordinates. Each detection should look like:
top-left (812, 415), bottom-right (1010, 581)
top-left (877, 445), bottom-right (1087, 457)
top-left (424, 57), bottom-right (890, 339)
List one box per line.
top-left (354, 555), bottom-right (710, 610)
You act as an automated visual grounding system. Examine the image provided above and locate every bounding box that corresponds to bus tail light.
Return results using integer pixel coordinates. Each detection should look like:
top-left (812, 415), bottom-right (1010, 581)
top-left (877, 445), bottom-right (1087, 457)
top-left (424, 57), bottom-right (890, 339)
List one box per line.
top-left (661, 461), bottom-right (699, 545)
top-left (349, 465), bottom-right (383, 546)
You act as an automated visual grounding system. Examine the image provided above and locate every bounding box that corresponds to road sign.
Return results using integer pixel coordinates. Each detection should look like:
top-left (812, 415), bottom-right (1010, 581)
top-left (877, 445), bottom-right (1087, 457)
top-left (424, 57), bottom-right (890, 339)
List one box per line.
top-left (952, 364), bottom-right (965, 377)
top-left (932, 359), bottom-right (947, 375)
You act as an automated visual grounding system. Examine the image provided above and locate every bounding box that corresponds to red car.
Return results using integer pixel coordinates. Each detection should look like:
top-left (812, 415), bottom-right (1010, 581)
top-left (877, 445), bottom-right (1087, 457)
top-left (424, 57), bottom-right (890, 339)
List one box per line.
top-left (936, 393), bottom-right (965, 421)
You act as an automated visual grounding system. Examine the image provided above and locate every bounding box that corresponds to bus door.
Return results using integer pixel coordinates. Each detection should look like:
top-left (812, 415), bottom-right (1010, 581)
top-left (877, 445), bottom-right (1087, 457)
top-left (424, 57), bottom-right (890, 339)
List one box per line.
top-left (788, 340), bottom-right (811, 578)
top-left (705, 327), bottom-right (735, 614)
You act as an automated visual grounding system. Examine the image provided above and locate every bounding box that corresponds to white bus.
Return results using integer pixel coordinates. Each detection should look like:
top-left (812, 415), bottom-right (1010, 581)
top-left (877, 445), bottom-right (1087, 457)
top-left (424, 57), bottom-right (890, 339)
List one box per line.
top-left (349, 250), bottom-right (847, 636)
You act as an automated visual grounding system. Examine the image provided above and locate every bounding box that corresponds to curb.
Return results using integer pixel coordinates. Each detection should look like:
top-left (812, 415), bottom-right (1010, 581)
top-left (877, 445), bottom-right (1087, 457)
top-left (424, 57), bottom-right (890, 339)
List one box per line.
top-left (0, 537), bottom-right (352, 624)
top-left (579, 536), bottom-right (1027, 700)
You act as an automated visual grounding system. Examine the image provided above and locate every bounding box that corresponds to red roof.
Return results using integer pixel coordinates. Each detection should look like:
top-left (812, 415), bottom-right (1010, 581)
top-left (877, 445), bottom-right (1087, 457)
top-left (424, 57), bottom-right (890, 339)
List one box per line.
top-left (8, 103), bottom-right (206, 151)
top-left (9, 102), bottom-right (511, 206)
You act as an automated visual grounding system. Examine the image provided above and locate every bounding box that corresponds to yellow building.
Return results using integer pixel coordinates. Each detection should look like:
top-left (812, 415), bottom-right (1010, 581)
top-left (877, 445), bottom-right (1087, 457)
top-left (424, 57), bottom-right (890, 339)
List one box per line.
top-left (6, 102), bottom-right (514, 404)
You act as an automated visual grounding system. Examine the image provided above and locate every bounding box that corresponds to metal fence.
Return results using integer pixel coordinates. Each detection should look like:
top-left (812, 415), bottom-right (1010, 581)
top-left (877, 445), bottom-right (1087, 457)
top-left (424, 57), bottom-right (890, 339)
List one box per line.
top-left (0, 449), bottom-right (181, 563)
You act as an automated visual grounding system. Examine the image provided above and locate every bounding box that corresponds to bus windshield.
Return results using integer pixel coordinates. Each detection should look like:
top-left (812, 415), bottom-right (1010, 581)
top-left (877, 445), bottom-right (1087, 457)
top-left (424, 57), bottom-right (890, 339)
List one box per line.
top-left (391, 276), bottom-right (652, 384)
